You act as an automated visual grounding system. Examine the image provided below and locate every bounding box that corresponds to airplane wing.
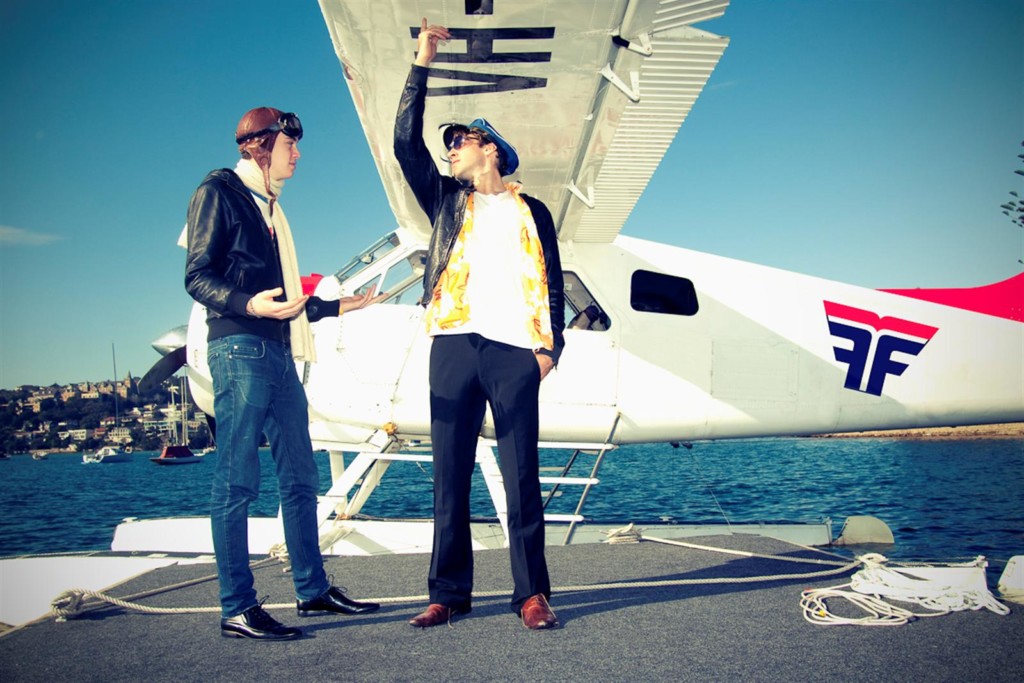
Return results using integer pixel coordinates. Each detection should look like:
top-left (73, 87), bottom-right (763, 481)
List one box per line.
top-left (318, 0), bottom-right (729, 243)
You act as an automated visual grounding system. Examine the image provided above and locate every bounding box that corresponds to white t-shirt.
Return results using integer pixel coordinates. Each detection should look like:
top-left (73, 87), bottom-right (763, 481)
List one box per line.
top-left (436, 190), bottom-right (535, 349)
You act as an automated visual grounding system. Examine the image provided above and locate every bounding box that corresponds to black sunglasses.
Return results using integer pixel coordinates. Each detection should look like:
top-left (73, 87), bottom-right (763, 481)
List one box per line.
top-left (446, 133), bottom-right (486, 152)
top-left (236, 112), bottom-right (303, 144)
top-left (442, 123), bottom-right (491, 150)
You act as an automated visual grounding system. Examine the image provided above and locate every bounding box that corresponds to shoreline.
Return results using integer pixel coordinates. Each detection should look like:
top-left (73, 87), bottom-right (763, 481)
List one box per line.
top-left (813, 422), bottom-right (1024, 440)
top-left (10, 422), bottom-right (1024, 456)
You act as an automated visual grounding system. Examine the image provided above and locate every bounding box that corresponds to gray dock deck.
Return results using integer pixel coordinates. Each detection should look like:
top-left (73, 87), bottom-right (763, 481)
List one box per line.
top-left (2, 534), bottom-right (1020, 682)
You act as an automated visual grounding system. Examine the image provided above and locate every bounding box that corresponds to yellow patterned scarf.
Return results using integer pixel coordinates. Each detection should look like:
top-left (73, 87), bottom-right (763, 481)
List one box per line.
top-left (424, 184), bottom-right (553, 351)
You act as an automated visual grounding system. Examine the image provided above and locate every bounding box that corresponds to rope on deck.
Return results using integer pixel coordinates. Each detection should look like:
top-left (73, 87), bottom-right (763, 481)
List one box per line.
top-left (51, 588), bottom-right (221, 620)
top-left (49, 528), bottom-right (861, 621)
top-left (50, 554), bottom-right (289, 621)
top-left (45, 529), bottom-right (1014, 627)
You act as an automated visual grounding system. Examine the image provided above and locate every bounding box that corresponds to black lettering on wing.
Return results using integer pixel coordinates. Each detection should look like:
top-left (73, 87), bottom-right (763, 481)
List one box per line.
top-left (410, 26), bottom-right (554, 96)
top-left (409, 27), bottom-right (555, 64)
top-left (425, 68), bottom-right (547, 96)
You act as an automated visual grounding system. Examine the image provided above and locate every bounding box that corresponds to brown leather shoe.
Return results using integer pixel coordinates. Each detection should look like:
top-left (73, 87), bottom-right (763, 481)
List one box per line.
top-left (409, 603), bottom-right (457, 628)
top-left (520, 594), bottom-right (558, 630)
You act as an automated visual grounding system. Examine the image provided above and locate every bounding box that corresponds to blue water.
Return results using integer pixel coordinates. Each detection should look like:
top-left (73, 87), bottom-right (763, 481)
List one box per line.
top-left (1, 438), bottom-right (1021, 564)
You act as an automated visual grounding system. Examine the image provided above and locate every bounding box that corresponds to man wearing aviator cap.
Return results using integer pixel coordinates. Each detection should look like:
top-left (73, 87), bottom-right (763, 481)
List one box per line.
top-left (394, 19), bottom-right (566, 630)
top-left (185, 107), bottom-right (384, 640)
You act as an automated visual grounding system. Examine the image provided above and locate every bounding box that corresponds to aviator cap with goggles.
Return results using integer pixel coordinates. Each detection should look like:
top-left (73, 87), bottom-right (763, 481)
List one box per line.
top-left (235, 111), bottom-right (303, 145)
top-left (442, 117), bottom-right (519, 176)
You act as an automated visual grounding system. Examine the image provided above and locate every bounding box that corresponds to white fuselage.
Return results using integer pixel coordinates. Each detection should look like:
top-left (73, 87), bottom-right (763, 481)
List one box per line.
top-left (185, 227), bottom-right (1024, 452)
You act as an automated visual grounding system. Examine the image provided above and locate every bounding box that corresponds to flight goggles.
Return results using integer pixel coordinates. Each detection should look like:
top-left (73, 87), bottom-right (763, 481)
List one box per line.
top-left (236, 112), bottom-right (303, 144)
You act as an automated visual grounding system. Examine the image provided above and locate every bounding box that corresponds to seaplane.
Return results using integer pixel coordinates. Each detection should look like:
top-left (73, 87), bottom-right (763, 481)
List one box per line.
top-left (125, 0), bottom-right (1022, 557)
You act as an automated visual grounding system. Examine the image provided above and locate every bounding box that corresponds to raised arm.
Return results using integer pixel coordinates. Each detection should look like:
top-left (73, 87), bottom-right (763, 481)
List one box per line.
top-left (394, 18), bottom-right (454, 223)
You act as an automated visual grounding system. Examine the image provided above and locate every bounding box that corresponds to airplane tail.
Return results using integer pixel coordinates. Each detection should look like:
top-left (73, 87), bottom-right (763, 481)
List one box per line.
top-left (881, 272), bottom-right (1024, 323)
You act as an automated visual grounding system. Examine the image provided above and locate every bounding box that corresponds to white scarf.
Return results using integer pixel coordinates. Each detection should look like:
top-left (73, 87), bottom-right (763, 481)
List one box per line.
top-left (232, 158), bottom-right (315, 362)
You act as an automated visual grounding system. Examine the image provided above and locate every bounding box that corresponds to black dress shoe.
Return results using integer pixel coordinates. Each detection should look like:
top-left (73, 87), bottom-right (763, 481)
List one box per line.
top-left (296, 586), bottom-right (380, 617)
top-left (221, 604), bottom-right (302, 640)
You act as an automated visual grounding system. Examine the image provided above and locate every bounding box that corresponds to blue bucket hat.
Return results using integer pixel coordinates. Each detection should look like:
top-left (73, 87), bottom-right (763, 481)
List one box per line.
top-left (442, 117), bottom-right (519, 176)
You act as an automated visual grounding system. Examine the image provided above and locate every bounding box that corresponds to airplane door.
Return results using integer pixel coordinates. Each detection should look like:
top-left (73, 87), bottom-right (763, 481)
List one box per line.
top-left (536, 271), bottom-right (621, 442)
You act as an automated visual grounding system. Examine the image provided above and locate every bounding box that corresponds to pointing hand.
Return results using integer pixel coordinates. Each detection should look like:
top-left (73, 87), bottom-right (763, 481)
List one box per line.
top-left (415, 17), bottom-right (451, 67)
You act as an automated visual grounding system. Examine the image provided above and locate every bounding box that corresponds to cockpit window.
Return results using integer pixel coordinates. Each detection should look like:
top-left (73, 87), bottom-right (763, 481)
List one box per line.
top-left (563, 271), bottom-right (610, 331)
top-left (334, 232), bottom-right (401, 286)
top-left (376, 250), bottom-right (427, 305)
top-left (630, 270), bottom-right (699, 316)
top-left (352, 250), bottom-right (426, 305)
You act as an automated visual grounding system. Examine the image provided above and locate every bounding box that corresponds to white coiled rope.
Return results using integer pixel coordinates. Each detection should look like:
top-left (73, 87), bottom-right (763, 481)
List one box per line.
top-left (800, 553), bottom-right (1010, 626)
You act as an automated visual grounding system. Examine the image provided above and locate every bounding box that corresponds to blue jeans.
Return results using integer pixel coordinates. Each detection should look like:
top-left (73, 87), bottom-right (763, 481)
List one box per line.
top-left (207, 334), bottom-right (329, 617)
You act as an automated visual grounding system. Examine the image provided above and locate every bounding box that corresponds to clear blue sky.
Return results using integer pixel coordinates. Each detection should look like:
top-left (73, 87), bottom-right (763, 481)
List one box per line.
top-left (1, 1), bottom-right (1021, 389)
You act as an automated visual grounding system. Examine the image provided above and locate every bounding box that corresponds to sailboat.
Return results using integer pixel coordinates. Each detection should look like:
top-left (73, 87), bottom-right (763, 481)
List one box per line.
top-left (151, 375), bottom-right (202, 465)
top-left (82, 344), bottom-right (133, 464)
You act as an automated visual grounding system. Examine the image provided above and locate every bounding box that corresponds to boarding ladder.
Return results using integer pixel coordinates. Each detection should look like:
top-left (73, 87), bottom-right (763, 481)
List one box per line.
top-left (312, 414), bottom-right (620, 547)
top-left (537, 413), bottom-right (620, 544)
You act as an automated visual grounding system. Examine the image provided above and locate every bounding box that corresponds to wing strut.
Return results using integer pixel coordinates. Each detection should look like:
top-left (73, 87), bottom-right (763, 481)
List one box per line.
top-left (600, 63), bottom-right (641, 102)
top-left (567, 180), bottom-right (595, 209)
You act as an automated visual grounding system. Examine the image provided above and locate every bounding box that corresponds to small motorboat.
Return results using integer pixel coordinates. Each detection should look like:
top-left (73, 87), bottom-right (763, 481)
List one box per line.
top-left (83, 446), bottom-right (133, 464)
top-left (150, 445), bottom-right (203, 465)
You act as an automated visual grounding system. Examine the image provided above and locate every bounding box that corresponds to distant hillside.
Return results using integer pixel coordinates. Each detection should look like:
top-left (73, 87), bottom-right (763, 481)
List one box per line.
top-left (814, 422), bottom-right (1023, 439)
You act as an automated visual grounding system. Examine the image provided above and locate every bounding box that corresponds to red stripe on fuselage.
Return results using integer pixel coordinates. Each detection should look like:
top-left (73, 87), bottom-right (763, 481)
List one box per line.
top-left (880, 272), bottom-right (1024, 323)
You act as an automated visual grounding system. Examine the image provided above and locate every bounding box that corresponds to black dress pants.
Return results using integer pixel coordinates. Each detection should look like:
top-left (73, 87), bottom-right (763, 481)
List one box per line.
top-left (427, 333), bottom-right (551, 613)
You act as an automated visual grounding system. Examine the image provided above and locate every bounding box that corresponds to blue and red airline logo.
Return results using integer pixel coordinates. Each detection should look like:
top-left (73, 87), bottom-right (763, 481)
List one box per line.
top-left (824, 301), bottom-right (939, 396)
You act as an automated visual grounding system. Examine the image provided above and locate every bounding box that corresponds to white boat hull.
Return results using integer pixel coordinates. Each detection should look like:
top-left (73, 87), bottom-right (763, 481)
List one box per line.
top-left (110, 515), bottom-right (833, 557)
top-left (82, 447), bottom-right (132, 464)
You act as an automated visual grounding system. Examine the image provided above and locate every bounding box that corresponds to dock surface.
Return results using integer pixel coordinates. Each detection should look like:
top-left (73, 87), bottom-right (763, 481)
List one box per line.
top-left (2, 534), bottom-right (1020, 682)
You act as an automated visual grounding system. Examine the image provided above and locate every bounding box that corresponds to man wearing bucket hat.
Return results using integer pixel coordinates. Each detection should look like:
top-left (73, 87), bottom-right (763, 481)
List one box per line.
top-left (394, 19), bottom-right (566, 630)
top-left (185, 107), bottom-right (384, 640)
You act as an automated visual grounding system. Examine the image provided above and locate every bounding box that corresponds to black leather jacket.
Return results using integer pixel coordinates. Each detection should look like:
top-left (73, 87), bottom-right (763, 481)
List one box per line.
top-left (184, 169), bottom-right (291, 342)
top-left (394, 65), bottom-right (565, 363)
